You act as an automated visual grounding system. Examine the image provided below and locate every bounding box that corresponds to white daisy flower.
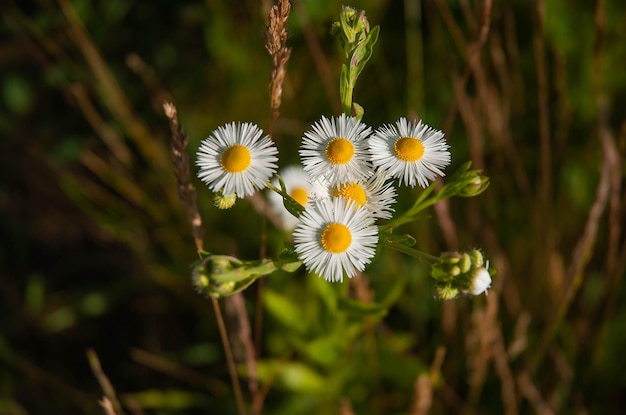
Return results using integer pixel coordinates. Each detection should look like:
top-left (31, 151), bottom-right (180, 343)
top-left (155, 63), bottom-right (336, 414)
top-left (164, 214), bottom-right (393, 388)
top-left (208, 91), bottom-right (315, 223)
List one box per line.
top-left (369, 117), bottom-right (451, 188)
top-left (299, 114), bottom-right (373, 185)
top-left (196, 122), bottom-right (279, 197)
top-left (268, 165), bottom-right (328, 230)
top-left (293, 198), bottom-right (379, 283)
top-left (330, 171), bottom-right (397, 221)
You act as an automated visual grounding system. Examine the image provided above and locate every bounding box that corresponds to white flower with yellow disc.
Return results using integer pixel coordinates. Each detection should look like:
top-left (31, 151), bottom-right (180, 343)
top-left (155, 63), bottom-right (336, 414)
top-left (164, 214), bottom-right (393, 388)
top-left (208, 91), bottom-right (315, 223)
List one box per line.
top-left (369, 117), bottom-right (450, 188)
top-left (293, 198), bottom-right (378, 283)
top-left (196, 122), bottom-right (278, 197)
top-left (299, 114), bottom-right (372, 185)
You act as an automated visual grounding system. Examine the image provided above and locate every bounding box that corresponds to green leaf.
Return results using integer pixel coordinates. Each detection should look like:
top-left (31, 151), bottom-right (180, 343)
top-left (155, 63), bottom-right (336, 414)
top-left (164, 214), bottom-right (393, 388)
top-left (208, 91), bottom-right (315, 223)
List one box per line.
top-left (338, 296), bottom-right (388, 320)
top-left (263, 288), bottom-right (308, 335)
top-left (303, 335), bottom-right (342, 366)
top-left (353, 102), bottom-right (364, 119)
top-left (3, 76), bottom-right (33, 115)
top-left (353, 25), bottom-right (379, 80)
top-left (129, 389), bottom-right (211, 409)
top-left (257, 360), bottom-right (327, 393)
top-left (310, 272), bottom-right (339, 314)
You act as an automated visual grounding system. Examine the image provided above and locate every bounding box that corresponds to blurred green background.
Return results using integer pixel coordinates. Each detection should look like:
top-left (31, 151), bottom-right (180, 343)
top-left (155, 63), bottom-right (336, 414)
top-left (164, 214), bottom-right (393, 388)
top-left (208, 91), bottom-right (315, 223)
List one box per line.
top-left (1, 0), bottom-right (625, 414)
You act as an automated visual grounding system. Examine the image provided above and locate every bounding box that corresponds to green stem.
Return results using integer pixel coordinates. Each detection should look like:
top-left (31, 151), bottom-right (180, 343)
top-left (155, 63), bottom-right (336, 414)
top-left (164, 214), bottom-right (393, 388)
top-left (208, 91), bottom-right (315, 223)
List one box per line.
top-left (341, 80), bottom-right (354, 115)
top-left (380, 238), bottom-right (439, 263)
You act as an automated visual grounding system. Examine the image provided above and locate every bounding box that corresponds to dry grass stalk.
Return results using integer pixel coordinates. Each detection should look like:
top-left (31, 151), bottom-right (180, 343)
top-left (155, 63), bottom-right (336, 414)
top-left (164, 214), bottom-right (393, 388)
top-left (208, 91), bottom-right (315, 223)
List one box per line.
top-left (88, 349), bottom-right (126, 415)
top-left (265, 0), bottom-right (292, 129)
top-left (130, 348), bottom-right (228, 394)
top-left (409, 375), bottom-right (432, 415)
top-left (163, 101), bottom-right (204, 252)
top-left (408, 347), bottom-right (445, 415)
top-left (230, 292), bottom-right (260, 404)
top-left (57, 0), bottom-right (169, 171)
top-left (163, 101), bottom-right (248, 415)
top-left (516, 371), bottom-right (556, 415)
top-left (69, 84), bottom-right (133, 167)
top-left (466, 279), bottom-right (518, 414)
top-left (535, 101), bottom-right (615, 360)
top-left (340, 398), bottom-right (356, 415)
top-left (99, 397), bottom-right (118, 415)
top-left (530, 0), bottom-right (618, 369)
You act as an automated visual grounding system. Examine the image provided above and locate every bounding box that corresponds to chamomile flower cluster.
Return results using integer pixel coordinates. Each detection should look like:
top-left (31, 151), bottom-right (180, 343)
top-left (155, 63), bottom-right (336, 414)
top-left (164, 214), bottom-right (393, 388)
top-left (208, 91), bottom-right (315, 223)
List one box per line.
top-left (195, 114), bottom-right (451, 284)
top-left (291, 114), bottom-right (450, 283)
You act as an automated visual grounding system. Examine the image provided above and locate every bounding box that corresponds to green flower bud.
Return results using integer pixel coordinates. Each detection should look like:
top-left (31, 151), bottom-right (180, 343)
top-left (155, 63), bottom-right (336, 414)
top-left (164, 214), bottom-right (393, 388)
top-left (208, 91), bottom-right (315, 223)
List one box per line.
top-left (214, 192), bottom-right (237, 209)
top-left (436, 284), bottom-right (459, 300)
top-left (459, 253), bottom-right (471, 273)
top-left (470, 249), bottom-right (484, 268)
top-left (191, 255), bottom-right (240, 298)
top-left (458, 173), bottom-right (490, 197)
top-left (430, 250), bottom-right (494, 297)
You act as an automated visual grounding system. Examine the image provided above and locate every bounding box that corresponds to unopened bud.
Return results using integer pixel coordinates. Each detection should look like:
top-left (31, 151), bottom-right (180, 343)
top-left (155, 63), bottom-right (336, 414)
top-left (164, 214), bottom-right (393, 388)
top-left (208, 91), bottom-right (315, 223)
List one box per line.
top-left (430, 250), bottom-right (494, 297)
top-left (214, 192), bottom-right (237, 209)
top-left (458, 174), bottom-right (489, 197)
top-left (436, 284), bottom-right (459, 300)
top-left (191, 255), bottom-right (238, 298)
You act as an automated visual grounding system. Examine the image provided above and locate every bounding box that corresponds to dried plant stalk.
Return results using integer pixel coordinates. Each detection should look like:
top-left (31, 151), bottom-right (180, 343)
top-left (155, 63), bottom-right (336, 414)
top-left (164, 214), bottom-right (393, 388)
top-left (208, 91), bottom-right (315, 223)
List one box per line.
top-left (99, 397), bottom-right (118, 415)
top-left (163, 101), bottom-right (247, 415)
top-left (87, 349), bottom-right (126, 415)
top-left (264, 0), bottom-right (292, 129)
top-left (163, 102), bottom-right (204, 252)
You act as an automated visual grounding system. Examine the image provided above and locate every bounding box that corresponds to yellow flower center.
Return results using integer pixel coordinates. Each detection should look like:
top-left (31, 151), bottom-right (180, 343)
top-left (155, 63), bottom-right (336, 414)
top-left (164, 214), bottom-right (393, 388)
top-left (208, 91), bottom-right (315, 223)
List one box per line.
top-left (394, 136), bottom-right (424, 162)
top-left (221, 145), bottom-right (251, 173)
top-left (320, 223), bottom-right (352, 253)
top-left (290, 187), bottom-right (309, 206)
top-left (325, 138), bottom-right (354, 165)
top-left (332, 183), bottom-right (367, 207)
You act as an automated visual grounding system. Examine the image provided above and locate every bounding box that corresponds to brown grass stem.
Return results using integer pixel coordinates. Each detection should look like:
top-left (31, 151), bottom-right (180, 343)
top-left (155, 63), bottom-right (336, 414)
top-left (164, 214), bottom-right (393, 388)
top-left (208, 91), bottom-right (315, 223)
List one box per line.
top-left (87, 349), bottom-right (126, 415)
top-left (293, 0), bottom-right (341, 115)
top-left (163, 102), bottom-right (204, 252)
top-left (408, 346), bottom-right (446, 415)
top-left (99, 397), bottom-right (118, 415)
top-left (529, 102), bottom-right (615, 375)
top-left (163, 101), bottom-right (247, 414)
top-left (532, 0), bottom-right (554, 296)
top-left (68, 84), bottom-right (133, 167)
top-left (130, 348), bottom-right (228, 395)
top-left (516, 371), bottom-right (555, 415)
top-left (212, 298), bottom-right (248, 415)
top-left (57, 0), bottom-right (169, 171)
top-left (231, 292), bottom-right (260, 412)
top-left (265, 0), bottom-right (292, 135)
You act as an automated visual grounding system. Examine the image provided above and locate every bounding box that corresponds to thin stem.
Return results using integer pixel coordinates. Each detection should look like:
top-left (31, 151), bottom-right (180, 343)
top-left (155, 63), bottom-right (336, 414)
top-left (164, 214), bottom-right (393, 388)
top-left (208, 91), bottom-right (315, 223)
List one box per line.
top-left (87, 349), bottom-right (126, 415)
top-left (212, 298), bottom-right (248, 415)
top-left (380, 238), bottom-right (439, 263)
top-left (164, 101), bottom-right (247, 414)
top-left (342, 86), bottom-right (353, 116)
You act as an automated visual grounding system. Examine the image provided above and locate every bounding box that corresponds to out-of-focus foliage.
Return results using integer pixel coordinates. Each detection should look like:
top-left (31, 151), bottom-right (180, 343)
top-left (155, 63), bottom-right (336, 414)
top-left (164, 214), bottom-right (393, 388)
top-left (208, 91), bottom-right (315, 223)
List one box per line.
top-left (1, 1), bottom-right (625, 414)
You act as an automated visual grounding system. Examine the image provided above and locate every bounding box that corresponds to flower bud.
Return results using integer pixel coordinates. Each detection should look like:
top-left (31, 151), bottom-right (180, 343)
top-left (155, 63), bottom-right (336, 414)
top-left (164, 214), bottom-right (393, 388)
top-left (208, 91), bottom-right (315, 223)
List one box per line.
top-left (214, 192), bottom-right (237, 209)
top-left (435, 283), bottom-right (459, 300)
top-left (330, 6), bottom-right (374, 56)
top-left (458, 173), bottom-right (490, 197)
top-left (191, 255), bottom-right (239, 298)
top-left (430, 250), bottom-right (494, 297)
